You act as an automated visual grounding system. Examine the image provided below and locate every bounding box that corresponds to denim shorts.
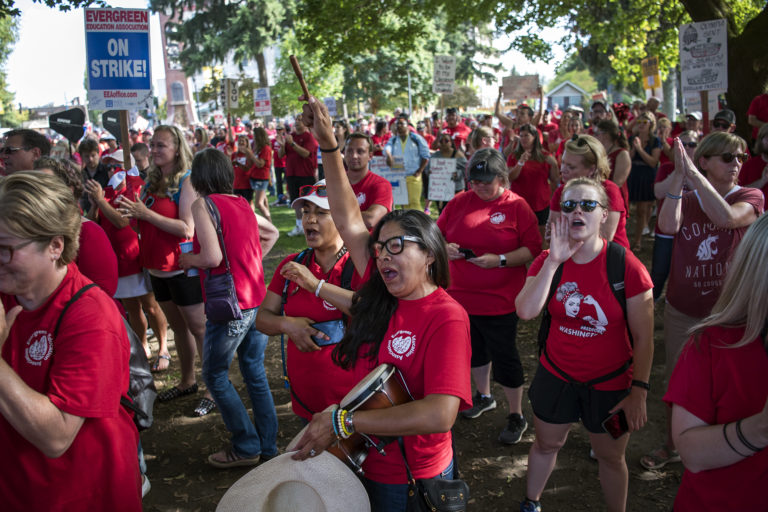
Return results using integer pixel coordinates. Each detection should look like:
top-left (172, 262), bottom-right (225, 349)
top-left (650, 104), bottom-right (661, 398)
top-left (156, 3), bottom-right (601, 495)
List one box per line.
top-left (250, 179), bottom-right (269, 191)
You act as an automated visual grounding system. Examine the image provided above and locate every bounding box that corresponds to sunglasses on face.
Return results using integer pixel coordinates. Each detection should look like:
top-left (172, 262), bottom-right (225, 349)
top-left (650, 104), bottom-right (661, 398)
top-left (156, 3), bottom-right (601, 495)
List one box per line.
top-left (560, 199), bottom-right (604, 213)
top-left (299, 184), bottom-right (328, 197)
top-left (713, 121), bottom-right (730, 130)
top-left (709, 152), bottom-right (748, 164)
top-left (681, 141), bottom-right (698, 148)
top-left (372, 235), bottom-right (422, 258)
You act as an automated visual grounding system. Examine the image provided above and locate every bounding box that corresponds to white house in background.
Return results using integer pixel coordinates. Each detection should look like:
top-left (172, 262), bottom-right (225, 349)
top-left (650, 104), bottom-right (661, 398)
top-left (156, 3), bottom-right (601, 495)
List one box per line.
top-left (546, 80), bottom-right (588, 110)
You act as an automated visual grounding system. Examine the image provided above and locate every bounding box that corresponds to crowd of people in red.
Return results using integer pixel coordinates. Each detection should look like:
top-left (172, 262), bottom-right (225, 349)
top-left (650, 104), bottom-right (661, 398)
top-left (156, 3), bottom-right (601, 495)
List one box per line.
top-left (0, 86), bottom-right (767, 512)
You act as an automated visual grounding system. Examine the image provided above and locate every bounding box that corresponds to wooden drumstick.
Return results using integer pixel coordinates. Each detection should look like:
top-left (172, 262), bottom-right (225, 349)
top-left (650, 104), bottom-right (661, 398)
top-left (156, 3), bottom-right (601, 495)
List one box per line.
top-left (290, 55), bottom-right (310, 99)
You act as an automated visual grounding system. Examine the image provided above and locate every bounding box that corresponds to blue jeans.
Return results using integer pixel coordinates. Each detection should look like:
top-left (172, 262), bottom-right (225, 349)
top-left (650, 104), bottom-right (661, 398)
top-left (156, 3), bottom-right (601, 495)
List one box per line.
top-left (202, 307), bottom-right (278, 458)
top-left (363, 458), bottom-right (454, 512)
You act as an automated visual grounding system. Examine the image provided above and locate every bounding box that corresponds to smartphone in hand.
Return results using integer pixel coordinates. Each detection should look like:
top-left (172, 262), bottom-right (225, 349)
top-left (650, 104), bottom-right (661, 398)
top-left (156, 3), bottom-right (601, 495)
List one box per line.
top-left (458, 248), bottom-right (477, 259)
top-left (602, 410), bottom-right (629, 439)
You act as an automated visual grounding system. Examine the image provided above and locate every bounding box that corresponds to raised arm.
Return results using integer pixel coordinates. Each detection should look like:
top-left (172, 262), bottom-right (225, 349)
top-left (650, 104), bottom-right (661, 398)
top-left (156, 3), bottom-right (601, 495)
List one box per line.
top-left (303, 96), bottom-right (372, 274)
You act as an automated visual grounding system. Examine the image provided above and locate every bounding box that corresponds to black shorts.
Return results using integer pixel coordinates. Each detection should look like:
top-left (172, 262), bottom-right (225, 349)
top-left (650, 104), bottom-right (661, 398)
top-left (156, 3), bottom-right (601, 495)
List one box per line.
top-left (286, 175), bottom-right (316, 203)
top-left (149, 272), bottom-right (203, 306)
top-left (534, 207), bottom-right (549, 226)
top-left (235, 188), bottom-right (254, 202)
top-left (528, 364), bottom-right (629, 434)
top-left (469, 313), bottom-right (524, 388)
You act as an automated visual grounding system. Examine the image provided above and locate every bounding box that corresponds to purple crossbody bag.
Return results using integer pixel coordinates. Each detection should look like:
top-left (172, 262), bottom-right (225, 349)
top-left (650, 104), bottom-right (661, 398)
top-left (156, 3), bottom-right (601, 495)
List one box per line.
top-left (202, 196), bottom-right (243, 324)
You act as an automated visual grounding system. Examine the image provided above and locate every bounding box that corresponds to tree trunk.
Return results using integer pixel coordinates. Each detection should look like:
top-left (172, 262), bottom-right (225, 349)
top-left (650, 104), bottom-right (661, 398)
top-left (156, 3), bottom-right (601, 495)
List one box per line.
top-left (255, 51), bottom-right (268, 88)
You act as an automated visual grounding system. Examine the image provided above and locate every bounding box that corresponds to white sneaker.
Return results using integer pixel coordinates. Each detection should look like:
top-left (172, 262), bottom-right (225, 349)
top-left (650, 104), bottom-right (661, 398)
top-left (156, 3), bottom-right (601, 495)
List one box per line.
top-left (287, 225), bottom-right (304, 237)
top-left (142, 475), bottom-right (151, 498)
top-left (641, 226), bottom-right (651, 236)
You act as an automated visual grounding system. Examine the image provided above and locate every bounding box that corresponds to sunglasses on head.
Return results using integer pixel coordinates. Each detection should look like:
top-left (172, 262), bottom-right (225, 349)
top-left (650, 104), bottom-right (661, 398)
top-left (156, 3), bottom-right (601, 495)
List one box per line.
top-left (299, 184), bottom-right (328, 197)
top-left (709, 152), bottom-right (748, 164)
top-left (560, 199), bottom-right (604, 213)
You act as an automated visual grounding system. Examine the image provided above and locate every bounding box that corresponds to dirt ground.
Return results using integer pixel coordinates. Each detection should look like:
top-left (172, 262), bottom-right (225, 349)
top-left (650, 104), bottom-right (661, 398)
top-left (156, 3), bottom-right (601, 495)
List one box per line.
top-left (140, 229), bottom-right (682, 512)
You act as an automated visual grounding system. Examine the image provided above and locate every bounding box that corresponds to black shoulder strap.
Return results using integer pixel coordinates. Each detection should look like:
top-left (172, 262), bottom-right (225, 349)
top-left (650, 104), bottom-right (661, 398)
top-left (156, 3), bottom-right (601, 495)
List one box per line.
top-left (605, 241), bottom-right (632, 346)
top-left (537, 262), bottom-right (564, 356)
top-left (340, 256), bottom-right (355, 291)
top-left (281, 249), bottom-right (312, 310)
top-left (54, 283), bottom-right (98, 338)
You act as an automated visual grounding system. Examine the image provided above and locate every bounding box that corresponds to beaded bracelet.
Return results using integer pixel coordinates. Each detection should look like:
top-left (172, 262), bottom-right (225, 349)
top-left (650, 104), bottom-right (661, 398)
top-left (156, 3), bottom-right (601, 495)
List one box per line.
top-left (336, 409), bottom-right (352, 439)
top-left (314, 279), bottom-right (325, 297)
top-left (665, 192), bottom-right (683, 200)
top-left (340, 410), bottom-right (355, 438)
top-left (329, 405), bottom-right (340, 440)
top-left (344, 410), bottom-right (356, 436)
top-left (735, 419), bottom-right (762, 452)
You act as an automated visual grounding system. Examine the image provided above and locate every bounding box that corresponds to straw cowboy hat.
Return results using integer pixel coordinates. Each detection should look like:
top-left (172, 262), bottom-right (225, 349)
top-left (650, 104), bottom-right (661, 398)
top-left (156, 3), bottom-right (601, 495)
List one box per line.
top-left (216, 451), bottom-right (370, 512)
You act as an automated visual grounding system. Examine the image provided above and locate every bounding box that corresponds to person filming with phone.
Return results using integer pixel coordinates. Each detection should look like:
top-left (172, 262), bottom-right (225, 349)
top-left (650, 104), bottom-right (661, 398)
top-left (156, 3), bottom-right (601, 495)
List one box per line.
top-left (515, 177), bottom-right (654, 512)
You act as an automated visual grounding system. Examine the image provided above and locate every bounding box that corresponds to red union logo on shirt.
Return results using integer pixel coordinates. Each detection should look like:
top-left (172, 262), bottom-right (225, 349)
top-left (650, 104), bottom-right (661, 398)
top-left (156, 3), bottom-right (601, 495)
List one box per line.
top-left (387, 330), bottom-right (416, 360)
top-left (490, 212), bottom-right (506, 224)
top-left (25, 330), bottom-right (54, 366)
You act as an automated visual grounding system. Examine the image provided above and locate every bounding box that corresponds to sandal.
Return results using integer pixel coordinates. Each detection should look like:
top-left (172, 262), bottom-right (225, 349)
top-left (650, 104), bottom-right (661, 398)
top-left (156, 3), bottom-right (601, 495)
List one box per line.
top-left (640, 446), bottom-right (681, 470)
top-left (194, 397), bottom-right (217, 417)
top-left (152, 354), bottom-right (171, 372)
top-left (207, 447), bottom-right (261, 469)
top-left (157, 383), bottom-right (199, 402)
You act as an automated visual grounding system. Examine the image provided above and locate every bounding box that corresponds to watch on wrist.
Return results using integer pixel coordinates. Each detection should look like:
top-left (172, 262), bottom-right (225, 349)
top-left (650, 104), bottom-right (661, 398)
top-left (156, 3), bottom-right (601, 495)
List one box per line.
top-left (498, 254), bottom-right (507, 267)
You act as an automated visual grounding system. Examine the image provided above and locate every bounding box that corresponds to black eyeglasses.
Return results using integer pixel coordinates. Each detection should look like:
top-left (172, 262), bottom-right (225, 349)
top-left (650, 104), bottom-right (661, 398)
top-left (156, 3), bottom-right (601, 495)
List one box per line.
top-left (0, 146), bottom-right (29, 155)
top-left (708, 152), bottom-right (748, 164)
top-left (713, 121), bottom-right (730, 130)
top-left (372, 235), bottom-right (422, 257)
top-left (560, 199), bottom-right (604, 213)
top-left (681, 141), bottom-right (698, 148)
top-left (0, 239), bottom-right (38, 264)
top-left (299, 184), bottom-right (328, 197)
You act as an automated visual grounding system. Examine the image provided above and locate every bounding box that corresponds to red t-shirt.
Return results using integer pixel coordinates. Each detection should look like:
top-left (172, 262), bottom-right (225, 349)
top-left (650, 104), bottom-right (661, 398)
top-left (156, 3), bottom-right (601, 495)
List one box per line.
top-left (747, 93), bottom-right (768, 140)
top-left (76, 219), bottom-right (118, 296)
top-left (250, 145), bottom-right (272, 181)
top-left (528, 242), bottom-right (653, 390)
top-left (267, 252), bottom-right (370, 420)
top-left (738, 155), bottom-right (768, 203)
top-left (608, 148), bottom-right (631, 214)
top-left (101, 178), bottom-right (144, 277)
top-left (271, 138), bottom-right (286, 168)
top-left (138, 177), bottom-right (191, 272)
top-left (507, 155), bottom-right (553, 212)
top-left (351, 171), bottom-right (394, 213)
top-left (231, 151), bottom-right (252, 189)
top-left (371, 133), bottom-right (392, 156)
top-left (665, 187), bottom-right (764, 318)
top-left (664, 326), bottom-right (768, 511)
top-left (362, 288), bottom-right (471, 484)
top-left (442, 123), bottom-right (472, 151)
top-left (550, 180), bottom-right (630, 249)
top-left (658, 137), bottom-right (673, 165)
top-left (438, 189), bottom-right (541, 315)
top-left (193, 195), bottom-right (267, 309)
top-left (0, 265), bottom-right (141, 511)
top-left (420, 133), bottom-right (435, 149)
top-left (539, 122), bottom-right (559, 145)
top-left (285, 131), bottom-right (318, 177)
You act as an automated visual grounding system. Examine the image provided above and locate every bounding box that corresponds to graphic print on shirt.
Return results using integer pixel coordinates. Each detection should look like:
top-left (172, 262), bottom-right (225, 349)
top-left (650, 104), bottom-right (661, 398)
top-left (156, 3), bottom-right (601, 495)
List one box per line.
top-left (25, 330), bottom-right (54, 366)
top-left (387, 329), bottom-right (416, 360)
top-left (696, 234), bottom-right (718, 261)
top-left (322, 299), bottom-right (338, 311)
top-left (556, 282), bottom-right (608, 337)
top-left (490, 212), bottom-right (506, 224)
top-left (356, 192), bottom-right (366, 206)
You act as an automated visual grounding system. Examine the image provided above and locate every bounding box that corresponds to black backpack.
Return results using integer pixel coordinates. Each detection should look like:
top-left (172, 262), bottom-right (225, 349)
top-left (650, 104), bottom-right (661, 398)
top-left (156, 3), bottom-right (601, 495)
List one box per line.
top-left (55, 284), bottom-right (157, 430)
top-left (536, 242), bottom-right (633, 387)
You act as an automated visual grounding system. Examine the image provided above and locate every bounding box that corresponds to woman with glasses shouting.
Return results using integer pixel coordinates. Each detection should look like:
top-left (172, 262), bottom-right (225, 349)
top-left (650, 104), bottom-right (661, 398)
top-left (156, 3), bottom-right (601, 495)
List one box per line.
top-left (289, 96), bottom-right (471, 512)
top-left (547, 134), bottom-right (629, 249)
top-left (640, 132), bottom-right (764, 472)
top-left (515, 177), bottom-right (654, 512)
